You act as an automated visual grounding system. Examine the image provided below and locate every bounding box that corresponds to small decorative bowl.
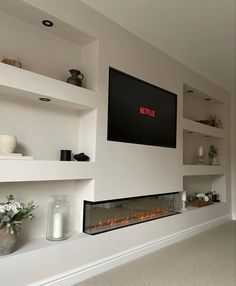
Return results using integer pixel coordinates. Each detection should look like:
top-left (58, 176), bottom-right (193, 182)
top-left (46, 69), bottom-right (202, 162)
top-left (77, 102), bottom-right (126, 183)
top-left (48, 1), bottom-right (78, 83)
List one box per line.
top-left (0, 135), bottom-right (17, 154)
top-left (2, 56), bottom-right (22, 68)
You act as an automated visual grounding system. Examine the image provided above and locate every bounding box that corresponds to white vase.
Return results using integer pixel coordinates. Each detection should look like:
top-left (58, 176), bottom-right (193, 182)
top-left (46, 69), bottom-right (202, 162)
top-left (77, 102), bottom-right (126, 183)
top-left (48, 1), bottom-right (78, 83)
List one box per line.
top-left (0, 135), bottom-right (17, 154)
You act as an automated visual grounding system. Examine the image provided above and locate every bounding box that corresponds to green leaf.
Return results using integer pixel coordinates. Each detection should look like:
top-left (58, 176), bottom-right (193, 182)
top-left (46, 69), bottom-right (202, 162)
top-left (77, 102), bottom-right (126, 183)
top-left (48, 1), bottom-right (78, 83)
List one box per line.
top-left (7, 194), bottom-right (15, 202)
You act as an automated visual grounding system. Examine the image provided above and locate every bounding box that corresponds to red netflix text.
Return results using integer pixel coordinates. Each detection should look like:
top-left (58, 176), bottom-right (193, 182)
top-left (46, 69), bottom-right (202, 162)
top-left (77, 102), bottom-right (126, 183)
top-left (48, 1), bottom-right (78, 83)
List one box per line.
top-left (139, 107), bottom-right (156, 117)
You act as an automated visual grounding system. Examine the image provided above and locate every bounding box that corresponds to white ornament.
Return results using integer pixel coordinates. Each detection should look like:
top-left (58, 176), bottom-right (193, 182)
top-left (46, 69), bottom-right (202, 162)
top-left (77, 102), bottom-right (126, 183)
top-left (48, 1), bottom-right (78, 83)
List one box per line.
top-left (0, 135), bottom-right (17, 154)
top-left (181, 190), bottom-right (187, 211)
top-left (198, 146), bottom-right (204, 157)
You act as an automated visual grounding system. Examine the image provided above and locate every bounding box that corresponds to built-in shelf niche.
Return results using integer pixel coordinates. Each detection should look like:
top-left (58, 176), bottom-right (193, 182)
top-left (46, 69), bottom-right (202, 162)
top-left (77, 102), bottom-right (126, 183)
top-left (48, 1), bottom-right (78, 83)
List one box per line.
top-left (183, 83), bottom-right (225, 129)
top-left (0, 2), bottom-right (98, 91)
top-left (183, 175), bottom-right (226, 203)
top-left (183, 131), bottom-right (225, 165)
top-left (0, 179), bottom-right (94, 242)
top-left (0, 92), bottom-right (97, 162)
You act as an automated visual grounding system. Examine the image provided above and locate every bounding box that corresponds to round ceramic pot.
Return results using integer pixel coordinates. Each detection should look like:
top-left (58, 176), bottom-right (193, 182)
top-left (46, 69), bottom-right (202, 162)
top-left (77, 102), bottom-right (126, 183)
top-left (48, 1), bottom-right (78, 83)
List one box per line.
top-left (66, 69), bottom-right (84, 87)
top-left (0, 224), bottom-right (18, 255)
top-left (0, 135), bottom-right (17, 154)
top-left (209, 157), bottom-right (219, 166)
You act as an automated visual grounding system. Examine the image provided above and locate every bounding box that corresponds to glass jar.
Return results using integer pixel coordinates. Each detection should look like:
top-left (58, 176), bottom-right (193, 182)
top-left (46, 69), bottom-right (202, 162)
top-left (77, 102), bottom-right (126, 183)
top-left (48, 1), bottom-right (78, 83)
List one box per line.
top-left (46, 195), bottom-right (71, 241)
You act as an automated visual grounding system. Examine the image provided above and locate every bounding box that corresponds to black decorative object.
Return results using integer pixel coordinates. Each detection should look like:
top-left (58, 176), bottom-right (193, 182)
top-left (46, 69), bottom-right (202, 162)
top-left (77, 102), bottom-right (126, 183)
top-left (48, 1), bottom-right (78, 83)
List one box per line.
top-left (60, 150), bottom-right (71, 161)
top-left (66, 69), bottom-right (84, 87)
top-left (73, 153), bottom-right (90, 161)
top-left (39, 97), bottom-right (51, 102)
top-left (42, 20), bottom-right (54, 27)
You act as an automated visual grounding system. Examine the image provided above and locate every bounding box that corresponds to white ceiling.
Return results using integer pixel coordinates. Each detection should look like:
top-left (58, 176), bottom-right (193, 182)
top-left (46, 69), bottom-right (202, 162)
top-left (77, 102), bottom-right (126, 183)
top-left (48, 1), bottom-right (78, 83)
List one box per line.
top-left (81, 0), bottom-right (236, 93)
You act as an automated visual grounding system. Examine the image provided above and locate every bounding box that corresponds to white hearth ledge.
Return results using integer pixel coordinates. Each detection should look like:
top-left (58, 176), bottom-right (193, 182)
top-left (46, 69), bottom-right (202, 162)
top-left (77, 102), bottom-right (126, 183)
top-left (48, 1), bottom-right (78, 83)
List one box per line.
top-left (29, 214), bottom-right (231, 286)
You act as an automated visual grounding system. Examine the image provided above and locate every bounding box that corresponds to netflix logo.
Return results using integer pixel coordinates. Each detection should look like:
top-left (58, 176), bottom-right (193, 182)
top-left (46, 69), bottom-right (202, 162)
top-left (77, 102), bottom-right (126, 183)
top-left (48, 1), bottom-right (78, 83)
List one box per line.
top-left (139, 107), bottom-right (156, 117)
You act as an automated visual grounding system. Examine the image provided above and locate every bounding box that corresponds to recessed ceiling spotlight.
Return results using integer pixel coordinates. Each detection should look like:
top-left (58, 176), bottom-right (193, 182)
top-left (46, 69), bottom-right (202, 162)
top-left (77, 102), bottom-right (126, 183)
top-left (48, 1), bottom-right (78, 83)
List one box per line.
top-left (39, 97), bottom-right (51, 102)
top-left (42, 20), bottom-right (54, 27)
top-left (205, 98), bottom-right (211, 101)
top-left (187, 90), bottom-right (194, 93)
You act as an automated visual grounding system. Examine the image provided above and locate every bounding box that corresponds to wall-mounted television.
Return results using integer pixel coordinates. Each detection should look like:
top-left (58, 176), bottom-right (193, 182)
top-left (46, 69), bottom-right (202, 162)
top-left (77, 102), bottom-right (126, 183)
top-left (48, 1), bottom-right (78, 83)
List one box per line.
top-left (107, 67), bottom-right (177, 148)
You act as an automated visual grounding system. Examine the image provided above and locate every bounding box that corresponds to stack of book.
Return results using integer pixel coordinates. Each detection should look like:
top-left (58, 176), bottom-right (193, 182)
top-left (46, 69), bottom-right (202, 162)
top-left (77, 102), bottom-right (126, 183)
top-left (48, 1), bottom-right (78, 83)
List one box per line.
top-left (0, 153), bottom-right (33, 160)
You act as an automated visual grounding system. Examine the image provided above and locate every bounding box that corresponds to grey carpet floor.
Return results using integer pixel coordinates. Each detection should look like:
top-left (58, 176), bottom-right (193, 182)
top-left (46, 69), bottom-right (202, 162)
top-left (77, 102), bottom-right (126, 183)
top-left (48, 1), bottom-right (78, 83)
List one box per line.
top-left (78, 221), bottom-right (236, 286)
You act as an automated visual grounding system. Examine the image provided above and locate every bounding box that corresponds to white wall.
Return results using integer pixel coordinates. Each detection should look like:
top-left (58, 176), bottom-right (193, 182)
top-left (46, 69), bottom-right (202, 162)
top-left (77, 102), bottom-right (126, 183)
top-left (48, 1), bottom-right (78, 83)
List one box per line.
top-left (0, 0), bottom-right (232, 284)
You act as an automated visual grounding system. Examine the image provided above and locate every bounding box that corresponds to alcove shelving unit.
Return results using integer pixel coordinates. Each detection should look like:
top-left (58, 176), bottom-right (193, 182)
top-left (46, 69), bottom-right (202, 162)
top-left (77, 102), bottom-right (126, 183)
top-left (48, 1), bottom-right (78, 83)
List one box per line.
top-left (0, 63), bottom-right (98, 182)
top-left (0, 0), bottom-right (99, 261)
top-left (182, 83), bottom-right (229, 204)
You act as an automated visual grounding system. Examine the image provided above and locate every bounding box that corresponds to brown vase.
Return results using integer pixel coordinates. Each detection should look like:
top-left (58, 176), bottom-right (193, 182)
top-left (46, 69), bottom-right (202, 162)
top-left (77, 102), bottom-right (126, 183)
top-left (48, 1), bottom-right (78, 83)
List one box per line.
top-left (0, 224), bottom-right (18, 255)
top-left (66, 69), bottom-right (84, 87)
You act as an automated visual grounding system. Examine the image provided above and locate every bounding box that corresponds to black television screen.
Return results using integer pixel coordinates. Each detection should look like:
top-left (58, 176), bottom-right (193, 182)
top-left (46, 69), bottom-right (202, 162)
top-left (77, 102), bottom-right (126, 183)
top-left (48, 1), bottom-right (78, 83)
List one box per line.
top-left (107, 67), bottom-right (177, 148)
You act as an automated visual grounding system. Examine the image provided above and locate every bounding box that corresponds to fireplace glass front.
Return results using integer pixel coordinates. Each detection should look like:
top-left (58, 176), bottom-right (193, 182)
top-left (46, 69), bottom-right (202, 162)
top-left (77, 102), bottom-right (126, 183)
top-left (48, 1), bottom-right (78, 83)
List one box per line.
top-left (83, 192), bottom-right (180, 235)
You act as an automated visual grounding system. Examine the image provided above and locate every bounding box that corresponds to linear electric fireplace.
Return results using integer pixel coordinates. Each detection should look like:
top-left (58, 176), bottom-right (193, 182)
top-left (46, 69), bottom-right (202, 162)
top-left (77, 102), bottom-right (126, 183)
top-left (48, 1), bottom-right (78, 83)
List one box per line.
top-left (83, 192), bottom-right (180, 235)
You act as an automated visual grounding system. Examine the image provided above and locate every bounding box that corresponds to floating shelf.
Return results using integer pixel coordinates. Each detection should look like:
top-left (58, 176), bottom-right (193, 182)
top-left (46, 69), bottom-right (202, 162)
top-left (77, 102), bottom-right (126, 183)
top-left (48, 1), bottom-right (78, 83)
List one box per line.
top-left (0, 231), bottom-right (88, 259)
top-left (0, 63), bottom-right (98, 111)
top-left (183, 165), bottom-right (226, 176)
top-left (0, 231), bottom-right (90, 285)
top-left (183, 118), bottom-right (225, 138)
top-left (0, 160), bottom-right (95, 182)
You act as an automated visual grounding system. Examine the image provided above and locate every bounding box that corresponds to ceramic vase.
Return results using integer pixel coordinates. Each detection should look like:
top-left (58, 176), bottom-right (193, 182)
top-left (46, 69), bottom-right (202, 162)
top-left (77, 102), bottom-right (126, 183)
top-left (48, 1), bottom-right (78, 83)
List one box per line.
top-left (209, 157), bottom-right (219, 166)
top-left (0, 224), bottom-right (18, 255)
top-left (0, 135), bottom-right (17, 154)
top-left (66, 69), bottom-right (84, 87)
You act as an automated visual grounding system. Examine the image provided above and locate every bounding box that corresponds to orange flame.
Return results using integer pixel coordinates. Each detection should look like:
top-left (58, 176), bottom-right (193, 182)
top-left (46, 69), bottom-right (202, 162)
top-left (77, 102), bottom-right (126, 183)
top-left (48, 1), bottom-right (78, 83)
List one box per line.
top-left (91, 208), bottom-right (169, 230)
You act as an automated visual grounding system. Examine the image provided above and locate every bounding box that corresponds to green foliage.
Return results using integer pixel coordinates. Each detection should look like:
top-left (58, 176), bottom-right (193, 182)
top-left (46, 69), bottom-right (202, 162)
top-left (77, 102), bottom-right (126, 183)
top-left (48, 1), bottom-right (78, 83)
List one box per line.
top-left (208, 144), bottom-right (218, 159)
top-left (0, 195), bottom-right (38, 229)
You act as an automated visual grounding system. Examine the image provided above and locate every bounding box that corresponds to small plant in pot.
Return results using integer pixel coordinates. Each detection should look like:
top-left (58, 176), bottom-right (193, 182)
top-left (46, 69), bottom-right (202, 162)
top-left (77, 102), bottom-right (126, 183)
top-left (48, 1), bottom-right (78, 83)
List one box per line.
top-left (208, 145), bottom-right (219, 165)
top-left (0, 194), bottom-right (38, 255)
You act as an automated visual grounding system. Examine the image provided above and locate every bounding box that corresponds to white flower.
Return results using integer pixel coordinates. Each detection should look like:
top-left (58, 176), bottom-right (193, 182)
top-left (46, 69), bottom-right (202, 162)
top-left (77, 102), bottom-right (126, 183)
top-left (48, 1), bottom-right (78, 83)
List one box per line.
top-left (4, 204), bottom-right (11, 211)
top-left (13, 202), bottom-right (21, 208)
top-left (11, 202), bottom-right (21, 213)
top-left (196, 193), bottom-right (205, 198)
top-left (0, 203), bottom-right (21, 213)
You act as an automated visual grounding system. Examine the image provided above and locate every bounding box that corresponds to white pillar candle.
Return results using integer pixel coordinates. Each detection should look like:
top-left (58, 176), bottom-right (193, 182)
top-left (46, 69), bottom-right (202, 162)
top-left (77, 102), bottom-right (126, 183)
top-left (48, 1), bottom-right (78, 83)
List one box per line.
top-left (53, 213), bottom-right (63, 239)
top-left (198, 146), bottom-right (204, 157)
top-left (182, 191), bottom-right (187, 202)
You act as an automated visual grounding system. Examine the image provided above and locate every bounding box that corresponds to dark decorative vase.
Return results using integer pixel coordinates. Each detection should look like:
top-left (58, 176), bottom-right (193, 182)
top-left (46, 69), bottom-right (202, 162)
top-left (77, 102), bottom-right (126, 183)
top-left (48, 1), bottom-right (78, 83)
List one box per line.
top-left (66, 69), bottom-right (84, 87)
top-left (0, 224), bottom-right (18, 255)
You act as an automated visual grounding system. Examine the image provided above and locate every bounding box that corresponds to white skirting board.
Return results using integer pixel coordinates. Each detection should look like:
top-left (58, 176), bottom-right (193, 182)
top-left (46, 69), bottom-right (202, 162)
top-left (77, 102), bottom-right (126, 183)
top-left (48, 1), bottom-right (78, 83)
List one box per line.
top-left (29, 214), bottom-right (231, 286)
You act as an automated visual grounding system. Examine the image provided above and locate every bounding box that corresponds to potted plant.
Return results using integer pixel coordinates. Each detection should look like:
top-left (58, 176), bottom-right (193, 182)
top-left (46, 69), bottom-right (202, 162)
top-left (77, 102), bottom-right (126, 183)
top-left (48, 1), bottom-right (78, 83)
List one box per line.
top-left (0, 194), bottom-right (37, 255)
top-left (208, 144), bottom-right (219, 165)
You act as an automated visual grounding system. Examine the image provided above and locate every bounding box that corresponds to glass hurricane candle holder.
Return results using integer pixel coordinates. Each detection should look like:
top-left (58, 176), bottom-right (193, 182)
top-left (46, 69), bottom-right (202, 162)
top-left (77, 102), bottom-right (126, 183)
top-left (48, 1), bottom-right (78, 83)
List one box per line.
top-left (46, 195), bottom-right (71, 241)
